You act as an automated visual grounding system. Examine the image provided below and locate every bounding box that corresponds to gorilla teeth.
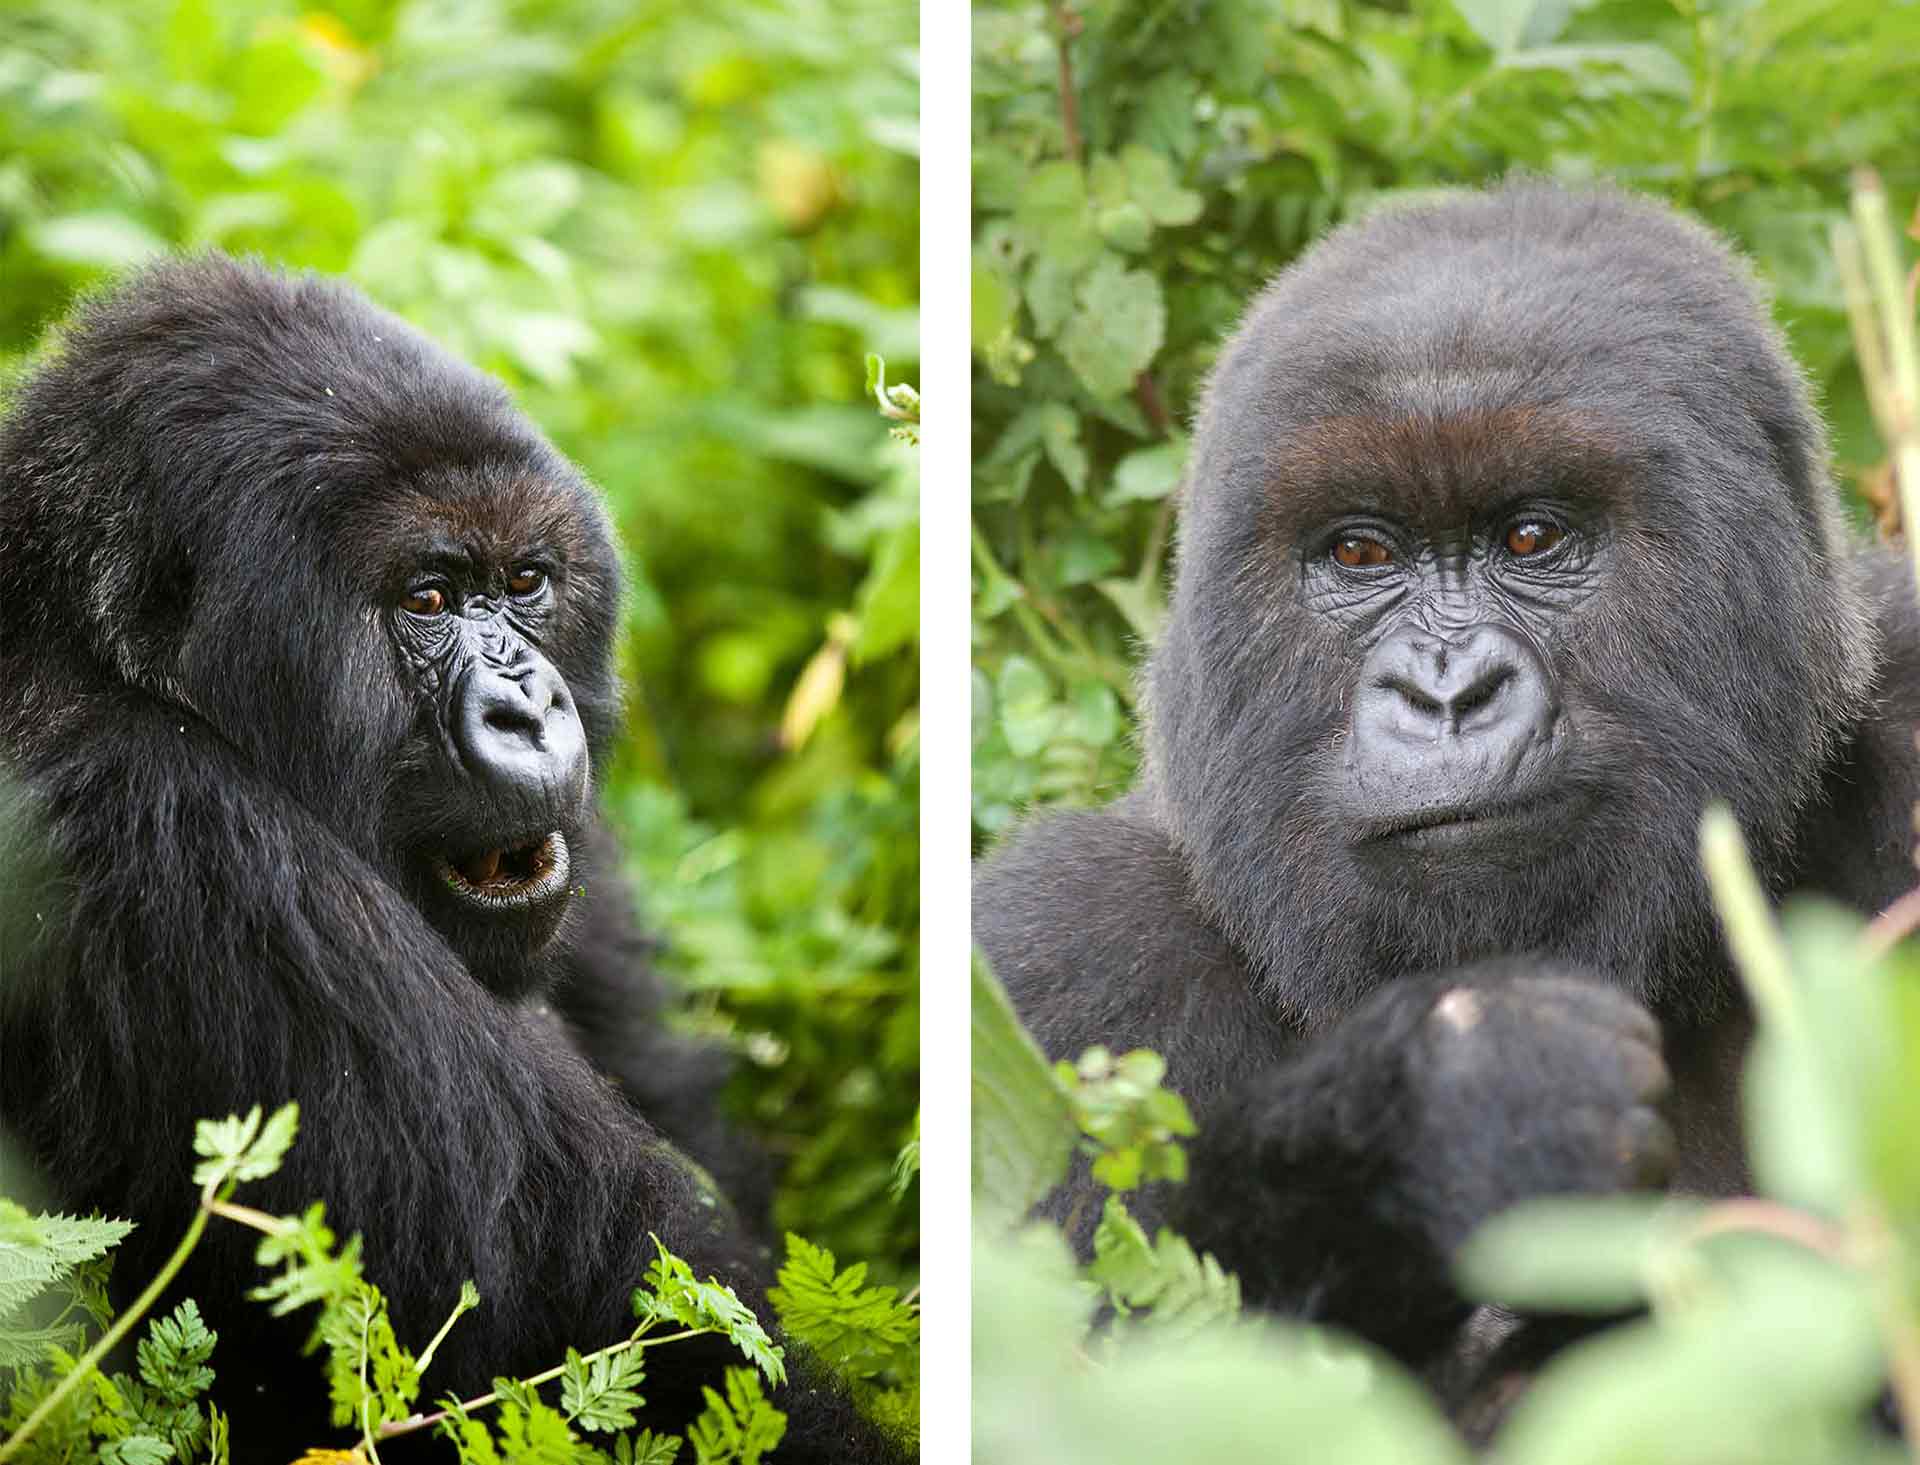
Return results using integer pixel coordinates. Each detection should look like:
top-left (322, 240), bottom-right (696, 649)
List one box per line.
top-left (449, 835), bottom-right (558, 892)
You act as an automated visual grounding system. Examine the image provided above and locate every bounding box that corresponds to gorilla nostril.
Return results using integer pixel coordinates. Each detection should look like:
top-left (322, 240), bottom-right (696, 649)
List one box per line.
top-left (483, 702), bottom-right (543, 741)
top-left (1394, 681), bottom-right (1445, 720)
top-left (1450, 665), bottom-right (1513, 722)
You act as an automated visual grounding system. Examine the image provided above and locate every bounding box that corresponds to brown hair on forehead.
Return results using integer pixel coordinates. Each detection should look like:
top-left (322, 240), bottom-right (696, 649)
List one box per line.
top-left (1261, 405), bottom-right (1644, 529)
top-left (328, 469), bottom-right (606, 582)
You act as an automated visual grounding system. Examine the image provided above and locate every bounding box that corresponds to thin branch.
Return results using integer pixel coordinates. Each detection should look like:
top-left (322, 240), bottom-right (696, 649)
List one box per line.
top-left (1051, 3), bottom-right (1084, 166)
top-left (374, 1327), bottom-right (710, 1441)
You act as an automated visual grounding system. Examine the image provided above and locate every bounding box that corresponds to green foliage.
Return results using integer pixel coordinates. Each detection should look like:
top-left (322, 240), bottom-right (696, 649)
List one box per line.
top-left (1089, 1198), bottom-right (1239, 1339)
top-left (972, 0), bottom-right (1920, 841)
top-left (0, 0), bottom-right (918, 1289)
top-left (190, 1106), bottom-right (299, 1191)
top-left (971, 954), bottom-right (1196, 1221)
top-left (684, 1369), bottom-right (785, 1465)
top-left (974, 836), bottom-right (1920, 1461)
top-left (0, 1209), bottom-right (130, 1368)
top-left (767, 1232), bottom-right (917, 1444)
top-left (635, 1239), bottom-right (785, 1389)
top-left (4, 1108), bottom-right (853, 1463)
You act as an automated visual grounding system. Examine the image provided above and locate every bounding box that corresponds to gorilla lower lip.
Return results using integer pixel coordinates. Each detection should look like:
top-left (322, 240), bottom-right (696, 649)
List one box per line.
top-left (437, 831), bottom-right (570, 907)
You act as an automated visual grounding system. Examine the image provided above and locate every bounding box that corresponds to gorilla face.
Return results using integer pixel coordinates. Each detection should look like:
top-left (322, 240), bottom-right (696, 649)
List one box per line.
top-left (0, 255), bottom-right (626, 997)
top-left (380, 519), bottom-right (594, 980)
top-left (1145, 185), bottom-right (1878, 1025)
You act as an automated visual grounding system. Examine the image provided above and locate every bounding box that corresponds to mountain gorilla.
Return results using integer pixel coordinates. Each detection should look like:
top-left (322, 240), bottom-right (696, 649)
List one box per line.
top-left (0, 257), bottom-right (899, 1461)
top-left (976, 182), bottom-right (1920, 1422)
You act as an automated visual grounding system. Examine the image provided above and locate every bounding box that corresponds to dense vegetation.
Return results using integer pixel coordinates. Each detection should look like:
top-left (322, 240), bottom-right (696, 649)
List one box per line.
top-left (973, 3), bottom-right (1920, 1461)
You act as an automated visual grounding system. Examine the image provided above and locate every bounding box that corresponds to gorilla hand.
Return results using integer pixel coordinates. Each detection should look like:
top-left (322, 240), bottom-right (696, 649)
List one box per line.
top-left (1394, 971), bottom-right (1674, 1259)
top-left (1172, 965), bottom-right (1671, 1364)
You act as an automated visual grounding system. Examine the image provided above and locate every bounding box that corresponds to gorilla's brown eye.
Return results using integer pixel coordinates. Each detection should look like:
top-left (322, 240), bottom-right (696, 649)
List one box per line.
top-left (1505, 521), bottom-right (1564, 558)
top-left (507, 567), bottom-right (546, 597)
top-left (1332, 536), bottom-right (1393, 569)
top-left (402, 586), bottom-right (446, 617)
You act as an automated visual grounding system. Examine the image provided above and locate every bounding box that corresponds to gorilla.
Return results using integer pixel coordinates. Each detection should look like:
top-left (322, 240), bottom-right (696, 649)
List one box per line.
top-left (0, 256), bottom-right (902, 1461)
top-left (975, 181), bottom-right (1920, 1424)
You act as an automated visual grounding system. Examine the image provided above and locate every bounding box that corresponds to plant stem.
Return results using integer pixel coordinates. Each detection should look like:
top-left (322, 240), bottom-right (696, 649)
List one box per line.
top-left (1697, 804), bottom-right (1800, 1041)
top-left (1051, 2), bottom-right (1083, 165)
top-left (374, 1327), bottom-right (710, 1441)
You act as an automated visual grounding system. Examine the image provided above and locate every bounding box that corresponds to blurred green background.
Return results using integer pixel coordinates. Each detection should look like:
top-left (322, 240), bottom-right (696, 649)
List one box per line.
top-left (972, 0), bottom-right (1920, 845)
top-left (0, 0), bottom-right (920, 1283)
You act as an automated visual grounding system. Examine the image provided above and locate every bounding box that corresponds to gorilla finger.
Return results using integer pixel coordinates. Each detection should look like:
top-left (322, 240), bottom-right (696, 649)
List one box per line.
top-left (1510, 975), bottom-right (1661, 1045)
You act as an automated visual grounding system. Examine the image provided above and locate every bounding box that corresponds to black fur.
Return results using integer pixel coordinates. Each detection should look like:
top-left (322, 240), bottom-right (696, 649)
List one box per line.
top-left (0, 256), bottom-right (898, 1460)
top-left (975, 182), bottom-right (1920, 1423)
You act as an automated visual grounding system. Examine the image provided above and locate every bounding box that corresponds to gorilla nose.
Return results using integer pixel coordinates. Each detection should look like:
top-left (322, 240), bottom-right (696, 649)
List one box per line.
top-left (456, 659), bottom-right (589, 818)
top-left (1370, 626), bottom-right (1549, 739)
top-left (1345, 624), bottom-right (1558, 810)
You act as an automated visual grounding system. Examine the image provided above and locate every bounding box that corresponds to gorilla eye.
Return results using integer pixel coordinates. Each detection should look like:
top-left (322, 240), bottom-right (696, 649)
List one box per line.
top-left (401, 586), bottom-right (447, 617)
top-left (1504, 520), bottom-right (1565, 558)
top-left (507, 566), bottom-right (547, 597)
top-left (1332, 536), bottom-right (1394, 569)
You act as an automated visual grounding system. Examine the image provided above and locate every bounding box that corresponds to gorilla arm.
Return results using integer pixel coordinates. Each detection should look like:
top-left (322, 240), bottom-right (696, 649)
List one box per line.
top-left (0, 689), bottom-right (889, 1462)
top-left (974, 799), bottom-right (1672, 1369)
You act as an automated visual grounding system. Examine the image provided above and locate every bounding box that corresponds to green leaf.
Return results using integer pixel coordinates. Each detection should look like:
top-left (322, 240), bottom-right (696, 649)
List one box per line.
top-left (1107, 437), bottom-right (1187, 505)
top-left (995, 656), bottom-right (1059, 759)
top-left (1119, 146), bottom-right (1202, 227)
top-left (0, 1211), bottom-right (134, 1321)
top-left (971, 953), bottom-right (1077, 1223)
top-left (638, 1239), bottom-right (786, 1385)
top-left (1451, 0), bottom-right (1574, 54)
top-left (191, 1103), bottom-right (299, 1188)
top-left (138, 1299), bottom-right (218, 1405)
top-left (1059, 256), bottom-right (1166, 401)
top-left (768, 1233), bottom-right (917, 1380)
top-left (687, 1367), bottom-right (786, 1465)
top-left (558, 1344), bottom-right (647, 1432)
top-left (1456, 1196), bottom-right (1702, 1314)
top-left (851, 521), bottom-right (919, 666)
top-left (30, 213), bottom-right (166, 270)
top-left (1090, 1197), bottom-right (1241, 1336)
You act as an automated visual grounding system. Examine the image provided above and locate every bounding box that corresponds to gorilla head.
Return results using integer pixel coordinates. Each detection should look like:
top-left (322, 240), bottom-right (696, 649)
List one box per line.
top-left (0, 255), bottom-right (620, 992)
top-left (1143, 182), bottom-right (1878, 1026)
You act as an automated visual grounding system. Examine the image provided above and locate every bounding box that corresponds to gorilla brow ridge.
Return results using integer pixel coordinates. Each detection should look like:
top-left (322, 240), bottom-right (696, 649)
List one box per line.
top-left (1260, 405), bottom-right (1644, 529)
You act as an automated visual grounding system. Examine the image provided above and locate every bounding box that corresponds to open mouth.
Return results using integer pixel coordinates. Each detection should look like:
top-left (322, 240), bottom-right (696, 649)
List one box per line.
top-left (433, 830), bottom-right (570, 909)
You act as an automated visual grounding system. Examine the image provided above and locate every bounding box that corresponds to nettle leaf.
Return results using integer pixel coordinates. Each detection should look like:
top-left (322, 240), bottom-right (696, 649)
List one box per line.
top-left (0, 1210), bottom-right (134, 1321)
top-left (1059, 256), bottom-right (1165, 401)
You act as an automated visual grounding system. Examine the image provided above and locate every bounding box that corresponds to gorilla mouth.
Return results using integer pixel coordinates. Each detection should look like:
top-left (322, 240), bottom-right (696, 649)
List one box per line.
top-left (1365, 794), bottom-right (1567, 845)
top-left (434, 831), bottom-right (570, 909)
